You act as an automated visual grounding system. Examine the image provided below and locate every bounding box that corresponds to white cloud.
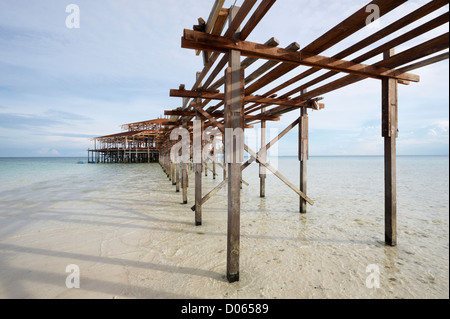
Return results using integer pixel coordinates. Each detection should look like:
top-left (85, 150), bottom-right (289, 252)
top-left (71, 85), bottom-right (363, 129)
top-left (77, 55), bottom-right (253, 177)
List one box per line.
top-left (0, 0), bottom-right (448, 156)
top-left (37, 148), bottom-right (60, 156)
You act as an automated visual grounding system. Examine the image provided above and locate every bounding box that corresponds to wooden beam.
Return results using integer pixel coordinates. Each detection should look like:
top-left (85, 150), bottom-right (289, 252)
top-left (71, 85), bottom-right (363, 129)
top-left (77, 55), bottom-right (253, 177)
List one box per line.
top-left (206, 37), bottom-right (280, 91)
top-left (182, 29), bottom-right (420, 83)
top-left (397, 52), bottom-right (449, 73)
top-left (195, 0), bottom-right (225, 56)
top-left (240, 0), bottom-right (277, 40)
top-left (244, 144), bottom-right (314, 206)
top-left (265, 33), bottom-right (449, 117)
top-left (303, 0), bottom-right (408, 54)
top-left (180, 0), bottom-right (259, 113)
top-left (245, 42), bottom-right (301, 85)
top-left (211, 8), bottom-right (229, 37)
top-left (170, 88), bottom-right (320, 109)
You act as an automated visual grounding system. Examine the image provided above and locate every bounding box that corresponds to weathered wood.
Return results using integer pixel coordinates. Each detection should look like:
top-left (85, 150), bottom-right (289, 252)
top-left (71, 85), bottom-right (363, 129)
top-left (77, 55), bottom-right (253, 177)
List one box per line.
top-left (171, 88), bottom-right (319, 109)
top-left (181, 0), bottom-right (258, 112)
top-left (205, 37), bottom-right (279, 92)
top-left (195, 0), bottom-right (225, 56)
top-left (245, 144), bottom-right (314, 206)
top-left (194, 116), bottom-right (203, 226)
top-left (244, 117), bottom-right (300, 168)
top-left (176, 163), bottom-right (180, 192)
top-left (397, 52), bottom-right (449, 73)
top-left (211, 8), bottom-right (229, 37)
top-left (182, 29), bottom-right (420, 83)
top-left (194, 72), bottom-right (203, 226)
top-left (191, 179), bottom-right (227, 211)
top-left (245, 42), bottom-right (300, 85)
top-left (264, 33), bottom-right (448, 118)
top-left (383, 49), bottom-right (398, 246)
top-left (260, 107), bottom-right (266, 198)
top-left (240, 0), bottom-right (276, 40)
top-left (303, 0), bottom-right (407, 54)
top-left (208, 0), bottom-right (412, 103)
top-left (227, 6), bottom-right (242, 283)
top-left (299, 92), bottom-right (309, 214)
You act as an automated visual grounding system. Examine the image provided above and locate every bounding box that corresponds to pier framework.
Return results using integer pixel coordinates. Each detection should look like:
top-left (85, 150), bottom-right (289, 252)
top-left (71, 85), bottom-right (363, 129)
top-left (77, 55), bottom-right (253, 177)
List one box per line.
top-left (91, 0), bottom-right (449, 283)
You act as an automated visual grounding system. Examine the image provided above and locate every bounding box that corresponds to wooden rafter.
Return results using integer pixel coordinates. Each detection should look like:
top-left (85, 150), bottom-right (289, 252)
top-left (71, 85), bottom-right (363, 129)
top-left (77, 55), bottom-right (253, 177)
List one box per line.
top-left (182, 29), bottom-right (420, 83)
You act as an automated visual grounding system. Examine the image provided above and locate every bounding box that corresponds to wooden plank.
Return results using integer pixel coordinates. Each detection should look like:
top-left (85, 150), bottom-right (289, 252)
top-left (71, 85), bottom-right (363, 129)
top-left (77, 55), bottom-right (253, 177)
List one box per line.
top-left (265, 33), bottom-right (449, 117)
top-left (194, 72), bottom-right (203, 226)
top-left (397, 52), bottom-right (449, 73)
top-left (381, 33), bottom-right (449, 69)
top-left (264, 5), bottom-right (448, 100)
top-left (182, 29), bottom-right (420, 83)
top-left (191, 102), bottom-right (225, 132)
top-left (195, 0), bottom-right (225, 56)
top-left (243, 117), bottom-right (300, 168)
top-left (171, 89), bottom-right (315, 108)
top-left (240, 0), bottom-right (277, 40)
top-left (244, 144), bottom-right (314, 206)
top-left (200, 3), bottom-right (228, 62)
top-left (211, 8), bottom-right (229, 36)
top-left (383, 49), bottom-right (398, 247)
top-left (303, 0), bottom-right (408, 54)
top-left (181, 0), bottom-right (259, 112)
top-left (224, 0), bottom-right (257, 38)
top-left (191, 179), bottom-right (227, 211)
top-left (205, 0), bottom-right (226, 34)
top-left (194, 116), bottom-right (203, 226)
top-left (245, 0), bottom-right (414, 98)
top-left (206, 37), bottom-right (280, 91)
top-left (245, 42), bottom-right (301, 85)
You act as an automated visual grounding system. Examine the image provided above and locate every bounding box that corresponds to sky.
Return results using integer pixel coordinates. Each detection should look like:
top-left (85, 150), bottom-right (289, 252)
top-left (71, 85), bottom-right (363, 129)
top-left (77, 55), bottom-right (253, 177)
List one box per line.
top-left (0, 0), bottom-right (448, 157)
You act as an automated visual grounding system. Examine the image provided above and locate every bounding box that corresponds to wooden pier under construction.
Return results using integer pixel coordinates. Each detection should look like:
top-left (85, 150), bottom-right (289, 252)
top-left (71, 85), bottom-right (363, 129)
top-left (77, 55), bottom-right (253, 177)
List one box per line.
top-left (90, 0), bottom-right (449, 283)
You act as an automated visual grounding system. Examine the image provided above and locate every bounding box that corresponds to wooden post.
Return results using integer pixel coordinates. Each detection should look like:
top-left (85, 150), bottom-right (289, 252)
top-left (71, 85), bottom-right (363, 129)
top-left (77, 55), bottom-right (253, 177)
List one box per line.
top-left (182, 117), bottom-right (189, 204)
top-left (383, 49), bottom-right (398, 247)
top-left (194, 72), bottom-right (203, 226)
top-left (172, 157), bottom-right (176, 186)
top-left (260, 107), bottom-right (266, 198)
top-left (299, 90), bottom-right (309, 214)
top-left (226, 5), bottom-right (243, 283)
top-left (222, 133), bottom-right (227, 181)
top-left (176, 163), bottom-right (180, 192)
top-left (195, 113), bottom-right (204, 226)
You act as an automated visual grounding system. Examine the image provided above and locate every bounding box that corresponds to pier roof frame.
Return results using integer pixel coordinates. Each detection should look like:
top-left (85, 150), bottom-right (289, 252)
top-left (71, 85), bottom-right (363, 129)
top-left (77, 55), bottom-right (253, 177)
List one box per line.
top-left (167, 0), bottom-right (448, 125)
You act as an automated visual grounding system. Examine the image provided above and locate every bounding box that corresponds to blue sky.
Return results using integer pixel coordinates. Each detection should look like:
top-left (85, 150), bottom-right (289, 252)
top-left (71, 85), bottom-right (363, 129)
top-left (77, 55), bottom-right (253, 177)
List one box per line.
top-left (0, 0), bottom-right (448, 157)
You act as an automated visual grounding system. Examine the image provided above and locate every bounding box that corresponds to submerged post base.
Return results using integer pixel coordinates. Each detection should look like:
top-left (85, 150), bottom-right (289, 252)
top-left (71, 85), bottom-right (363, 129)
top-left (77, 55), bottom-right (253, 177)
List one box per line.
top-left (385, 236), bottom-right (397, 247)
top-left (227, 272), bottom-right (239, 283)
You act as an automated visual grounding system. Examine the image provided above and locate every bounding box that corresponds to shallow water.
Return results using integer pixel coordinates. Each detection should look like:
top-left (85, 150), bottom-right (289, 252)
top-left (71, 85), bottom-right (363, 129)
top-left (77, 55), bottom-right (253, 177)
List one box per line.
top-left (0, 156), bottom-right (448, 298)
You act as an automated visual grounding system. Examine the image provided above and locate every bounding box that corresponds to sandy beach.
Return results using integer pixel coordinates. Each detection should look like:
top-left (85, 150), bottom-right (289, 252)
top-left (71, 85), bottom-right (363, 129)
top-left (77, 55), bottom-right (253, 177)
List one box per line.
top-left (0, 157), bottom-right (448, 299)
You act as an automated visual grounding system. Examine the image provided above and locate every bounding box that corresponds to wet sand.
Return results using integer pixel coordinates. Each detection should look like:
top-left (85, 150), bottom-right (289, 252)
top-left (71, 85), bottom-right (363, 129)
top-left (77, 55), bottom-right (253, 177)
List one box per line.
top-left (0, 158), bottom-right (448, 299)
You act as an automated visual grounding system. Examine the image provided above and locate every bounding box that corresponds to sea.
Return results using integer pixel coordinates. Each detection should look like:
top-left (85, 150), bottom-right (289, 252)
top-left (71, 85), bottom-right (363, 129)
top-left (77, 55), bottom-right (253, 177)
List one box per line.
top-left (0, 156), bottom-right (448, 298)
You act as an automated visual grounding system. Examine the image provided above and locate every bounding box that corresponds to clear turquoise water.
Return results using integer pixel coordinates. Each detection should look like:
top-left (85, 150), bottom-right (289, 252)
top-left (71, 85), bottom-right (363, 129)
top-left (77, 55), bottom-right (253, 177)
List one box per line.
top-left (0, 156), bottom-right (448, 298)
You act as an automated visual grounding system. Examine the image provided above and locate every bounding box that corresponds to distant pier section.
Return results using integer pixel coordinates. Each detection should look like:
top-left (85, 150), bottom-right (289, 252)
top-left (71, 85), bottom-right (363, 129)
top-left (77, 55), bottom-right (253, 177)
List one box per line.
top-left (88, 119), bottom-right (167, 164)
